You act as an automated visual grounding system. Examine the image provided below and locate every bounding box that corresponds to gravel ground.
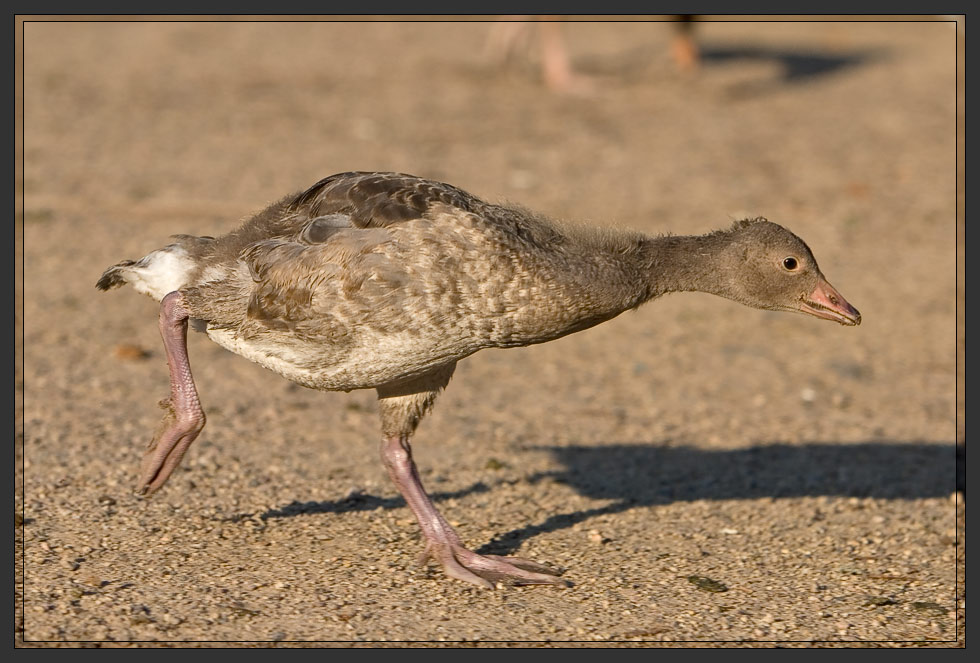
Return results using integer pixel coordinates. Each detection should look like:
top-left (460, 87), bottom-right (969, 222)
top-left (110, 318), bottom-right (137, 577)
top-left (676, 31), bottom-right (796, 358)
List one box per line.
top-left (16, 17), bottom-right (963, 647)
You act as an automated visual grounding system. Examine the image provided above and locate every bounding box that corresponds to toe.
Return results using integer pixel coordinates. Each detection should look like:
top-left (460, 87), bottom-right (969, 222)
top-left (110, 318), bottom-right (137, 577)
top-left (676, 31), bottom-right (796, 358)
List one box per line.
top-left (457, 549), bottom-right (571, 587)
top-left (482, 554), bottom-right (564, 576)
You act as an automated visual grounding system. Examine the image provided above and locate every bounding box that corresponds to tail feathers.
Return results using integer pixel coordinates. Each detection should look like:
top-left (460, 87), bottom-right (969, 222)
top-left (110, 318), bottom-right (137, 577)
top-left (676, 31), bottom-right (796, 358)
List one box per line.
top-left (95, 243), bottom-right (200, 300)
top-left (96, 260), bottom-right (136, 291)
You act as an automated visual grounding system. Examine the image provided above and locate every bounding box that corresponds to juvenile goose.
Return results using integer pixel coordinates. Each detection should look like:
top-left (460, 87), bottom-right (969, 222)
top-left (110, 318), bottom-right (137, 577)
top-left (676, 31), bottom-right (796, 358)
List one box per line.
top-left (97, 171), bottom-right (860, 588)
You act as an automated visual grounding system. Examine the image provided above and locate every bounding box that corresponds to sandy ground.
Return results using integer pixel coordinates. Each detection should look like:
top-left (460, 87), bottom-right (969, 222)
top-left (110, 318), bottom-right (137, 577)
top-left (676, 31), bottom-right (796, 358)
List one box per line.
top-left (16, 17), bottom-right (963, 646)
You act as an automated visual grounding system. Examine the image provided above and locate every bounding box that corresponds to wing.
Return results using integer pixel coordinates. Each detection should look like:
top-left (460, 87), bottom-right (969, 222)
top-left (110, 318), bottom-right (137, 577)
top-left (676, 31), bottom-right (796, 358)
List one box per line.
top-left (287, 171), bottom-right (485, 229)
top-left (240, 223), bottom-right (399, 331)
top-left (236, 173), bottom-right (486, 331)
top-left (189, 172), bottom-right (561, 337)
top-left (283, 171), bottom-right (564, 252)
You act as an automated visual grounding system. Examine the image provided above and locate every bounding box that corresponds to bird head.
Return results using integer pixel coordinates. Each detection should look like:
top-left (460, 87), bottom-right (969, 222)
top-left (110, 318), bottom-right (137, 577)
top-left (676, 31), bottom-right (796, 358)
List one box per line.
top-left (720, 218), bottom-right (861, 326)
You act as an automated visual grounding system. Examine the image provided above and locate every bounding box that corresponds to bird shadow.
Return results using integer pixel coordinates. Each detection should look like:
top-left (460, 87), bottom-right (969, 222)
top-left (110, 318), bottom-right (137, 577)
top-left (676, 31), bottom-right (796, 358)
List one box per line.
top-left (575, 42), bottom-right (879, 93)
top-left (255, 439), bottom-right (957, 557)
top-left (257, 482), bottom-right (492, 520)
top-left (700, 44), bottom-right (877, 84)
top-left (476, 439), bottom-right (957, 555)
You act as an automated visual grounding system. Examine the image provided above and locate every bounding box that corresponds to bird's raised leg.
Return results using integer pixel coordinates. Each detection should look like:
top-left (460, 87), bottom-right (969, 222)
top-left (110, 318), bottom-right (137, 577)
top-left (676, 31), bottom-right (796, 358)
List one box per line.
top-left (377, 366), bottom-right (569, 589)
top-left (485, 16), bottom-right (533, 65)
top-left (138, 291), bottom-right (206, 495)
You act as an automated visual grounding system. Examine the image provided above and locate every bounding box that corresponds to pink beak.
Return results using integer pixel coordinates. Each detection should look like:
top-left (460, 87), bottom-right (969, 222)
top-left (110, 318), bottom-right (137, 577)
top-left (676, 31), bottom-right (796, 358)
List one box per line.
top-left (800, 279), bottom-right (861, 326)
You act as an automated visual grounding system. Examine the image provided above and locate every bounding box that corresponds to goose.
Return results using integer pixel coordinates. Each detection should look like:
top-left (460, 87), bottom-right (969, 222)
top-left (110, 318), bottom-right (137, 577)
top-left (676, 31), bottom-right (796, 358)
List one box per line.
top-left (97, 171), bottom-right (860, 588)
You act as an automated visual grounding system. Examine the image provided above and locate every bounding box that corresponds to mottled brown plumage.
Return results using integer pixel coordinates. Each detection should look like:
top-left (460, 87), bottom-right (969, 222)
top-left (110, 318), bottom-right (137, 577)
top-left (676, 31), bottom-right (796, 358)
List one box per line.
top-left (97, 171), bottom-right (860, 588)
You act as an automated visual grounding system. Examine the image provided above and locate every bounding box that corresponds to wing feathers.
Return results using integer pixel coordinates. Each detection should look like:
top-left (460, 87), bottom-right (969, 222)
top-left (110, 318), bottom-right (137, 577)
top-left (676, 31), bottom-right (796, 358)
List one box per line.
top-left (242, 227), bottom-right (393, 326)
top-left (289, 172), bottom-right (483, 228)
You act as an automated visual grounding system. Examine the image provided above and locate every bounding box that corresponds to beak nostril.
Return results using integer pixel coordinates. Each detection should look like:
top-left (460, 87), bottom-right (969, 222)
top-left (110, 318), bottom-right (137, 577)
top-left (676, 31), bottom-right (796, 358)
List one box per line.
top-left (829, 294), bottom-right (838, 305)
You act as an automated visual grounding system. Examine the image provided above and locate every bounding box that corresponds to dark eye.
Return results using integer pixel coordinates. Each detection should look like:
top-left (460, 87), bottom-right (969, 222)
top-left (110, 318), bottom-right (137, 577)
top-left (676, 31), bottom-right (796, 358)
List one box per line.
top-left (782, 257), bottom-right (799, 271)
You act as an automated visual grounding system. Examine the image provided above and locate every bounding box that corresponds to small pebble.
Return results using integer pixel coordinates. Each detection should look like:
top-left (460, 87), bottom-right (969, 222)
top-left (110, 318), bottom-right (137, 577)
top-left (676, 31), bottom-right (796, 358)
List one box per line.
top-left (114, 343), bottom-right (151, 360)
top-left (588, 529), bottom-right (610, 544)
top-left (687, 576), bottom-right (728, 593)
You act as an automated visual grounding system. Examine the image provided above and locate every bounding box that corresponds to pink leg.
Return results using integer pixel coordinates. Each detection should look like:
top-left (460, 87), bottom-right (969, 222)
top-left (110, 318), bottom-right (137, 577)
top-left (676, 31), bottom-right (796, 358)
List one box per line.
top-left (381, 434), bottom-right (570, 588)
top-left (485, 17), bottom-right (532, 64)
top-left (671, 32), bottom-right (700, 72)
top-left (138, 291), bottom-right (206, 495)
top-left (538, 18), bottom-right (595, 95)
top-left (670, 15), bottom-right (700, 72)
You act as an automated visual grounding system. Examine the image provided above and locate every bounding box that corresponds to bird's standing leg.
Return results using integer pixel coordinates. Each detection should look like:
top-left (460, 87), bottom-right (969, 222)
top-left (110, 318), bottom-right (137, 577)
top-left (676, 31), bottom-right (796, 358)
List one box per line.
top-left (670, 15), bottom-right (700, 72)
top-left (537, 17), bottom-right (595, 95)
top-left (378, 366), bottom-right (569, 589)
top-left (138, 291), bottom-right (206, 495)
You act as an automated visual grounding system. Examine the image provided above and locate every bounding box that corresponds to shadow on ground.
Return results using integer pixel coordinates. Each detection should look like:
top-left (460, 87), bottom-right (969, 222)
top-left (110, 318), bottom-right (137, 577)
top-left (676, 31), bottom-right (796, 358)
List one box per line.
top-left (700, 44), bottom-right (877, 83)
top-left (478, 440), bottom-right (955, 554)
top-left (257, 482), bottom-right (492, 521)
top-left (259, 439), bottom-right (954, 554)
top-left (575, 39), bottom-right (878, 92)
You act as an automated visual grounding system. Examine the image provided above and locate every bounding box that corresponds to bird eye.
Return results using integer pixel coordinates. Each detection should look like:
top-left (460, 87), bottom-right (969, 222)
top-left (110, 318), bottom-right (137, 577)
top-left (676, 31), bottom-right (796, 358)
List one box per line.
top-left (782, 257), bottom-right (799, 271)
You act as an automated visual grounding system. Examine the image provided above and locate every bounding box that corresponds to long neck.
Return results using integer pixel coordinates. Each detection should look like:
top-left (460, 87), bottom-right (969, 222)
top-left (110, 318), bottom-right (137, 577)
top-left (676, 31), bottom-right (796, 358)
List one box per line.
top-left (544, 228), bottom-right (732, 324)
top-left (490, 223), bottom-right (735, 348)
top-left (635, 232), bottom-right (733, 303)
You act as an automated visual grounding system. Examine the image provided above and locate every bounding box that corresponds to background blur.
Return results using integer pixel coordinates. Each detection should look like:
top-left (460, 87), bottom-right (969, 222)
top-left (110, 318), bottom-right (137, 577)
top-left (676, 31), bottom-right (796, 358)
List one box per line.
top-left (17, 17), bottom-right (962, 645)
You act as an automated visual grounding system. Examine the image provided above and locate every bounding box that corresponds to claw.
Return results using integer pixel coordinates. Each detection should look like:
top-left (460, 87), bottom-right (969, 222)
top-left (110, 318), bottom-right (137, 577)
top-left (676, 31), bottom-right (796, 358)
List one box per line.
top-left (482, 554), bottom-right (566, 577)
top-left (138, 410), bottom-right (205, 495)
top-left (415, 541), bottom-right (433, 567)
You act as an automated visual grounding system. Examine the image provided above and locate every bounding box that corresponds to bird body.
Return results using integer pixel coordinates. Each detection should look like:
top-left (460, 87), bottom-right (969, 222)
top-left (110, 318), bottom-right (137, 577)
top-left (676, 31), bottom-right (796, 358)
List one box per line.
top-left (105, 173), bottom-right (649, 389)
top-left (98, 171), bottom-right (860, 588)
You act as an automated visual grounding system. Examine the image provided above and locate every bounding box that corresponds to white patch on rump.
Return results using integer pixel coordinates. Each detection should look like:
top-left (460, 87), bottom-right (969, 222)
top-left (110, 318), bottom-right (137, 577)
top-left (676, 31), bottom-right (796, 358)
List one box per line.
top-left (127, 246), bottom-right (197, 301)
